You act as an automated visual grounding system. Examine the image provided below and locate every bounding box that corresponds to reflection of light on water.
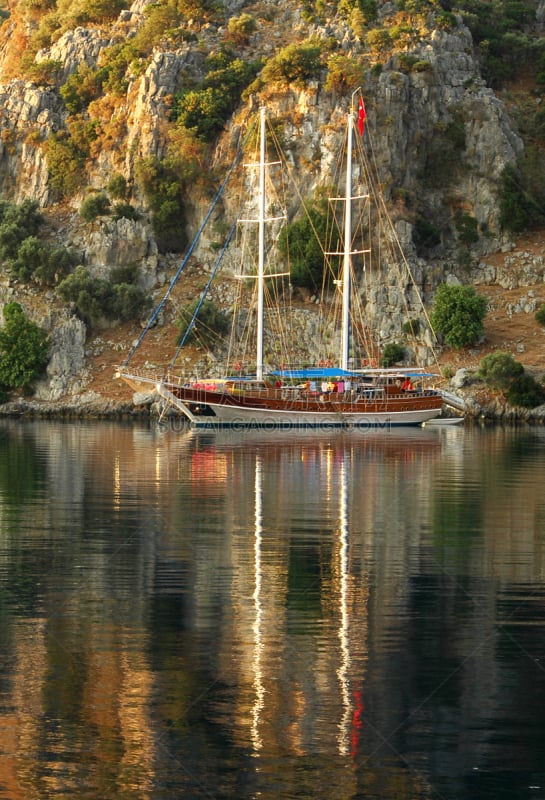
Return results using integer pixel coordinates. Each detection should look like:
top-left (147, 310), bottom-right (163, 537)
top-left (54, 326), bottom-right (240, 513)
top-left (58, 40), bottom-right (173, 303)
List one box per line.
top-left (155, 445), bottom-right (162, 489)
top-left (325, 446), bottom-right (334, 503)
top-left (251, 456), bottom-right (265, 753)
top-left (113, 452), bottom-right (121, 510)
top-left (336, 458), bottom-right (351, 756)
top-left (190, 451), bottom-right (228, 483)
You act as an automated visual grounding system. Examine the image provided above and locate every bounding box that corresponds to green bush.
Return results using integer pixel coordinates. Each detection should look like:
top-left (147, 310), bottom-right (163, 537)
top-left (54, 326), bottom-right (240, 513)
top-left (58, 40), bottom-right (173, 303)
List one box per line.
top-left (57, 266), bottom-right (114, 323)
top-left (498, 153), bottom-right (545, 235)
top-left (507, 372), bottom-right (545, 408)
top-left (278, 196), bottom-right (332, 292)
top-left (57, 265), bottom-right (150, 325)
top-left (37, 0), bottom-right (129, 37)
top-left (79, 193), bottom-right (111, 222)
top-left (459, 0), bottom-right (534, 87)
top-left (28, 11), bottom-right (62, 51)
top-left (110, 264), bottom-right (151, 323)
top-left (0, 200), bottom-right (43, 261)
top-left (135, 157), bottom-right (187, 253)
top-left (397, 54), bottom-right (432, 73)
top-left (176, 298), bottom-right (228, 348)
top-left (71, 0), bottom-right (129, 25)
top-left (478, 350), bottom-right (524, 390)
top-left (0, 200), bottom-right (75, 286)
top-left (422, 113), bottom-right (466, 189)
top-left (130, 2), bottom-right (182, 53)
top-left (172, 52), bottom-right (259, 139)
top-left (413, 216), bottom-right (441, 255)
top-left (381, 342), bottom-right (405, 367)
top-left (498, 163), bottom-right (532, 233)
top-left (9, 236), bottom-right (76, 285)
top-left (107, 173), bottom-right (127, 199)
top-left (436, 11), bottom-right (457, 29)
top-left (0, 302), bottom-right (49, 388)
top-left (535, 304), bottom-right (545, 325)
top-left (113, 203), bottom-right (140, 221)
top-left (151, 198), bottom-right (186, 253)
top-left (98, 42), bottom-right (135, 96)
top-left (366, 28), bottom-right (392, 52)
top-left (113, 282), bottom-right (151, 322)
top-left (173, 87), bottom-right (230, 139)
top-left (47, 132), bottom-right (87, 199)
top-left (60, 63), bottom-right (106, 114)
top-left (325, 54), bottom-right (366, 94)
top-left (260, 41), bottom-right (323, 87)
top-left (430, 283), bottom-right (487, 348)
top-left (25, 59), bottom-right (62, 86)
top-left (110, 264), bottom-right (139, 284)
top-left (226, 12), bottom-right (256, 43)
top-left (402, 318), bottom-right (420, 336)
top-left (455, 211), bottom-right (479, 247)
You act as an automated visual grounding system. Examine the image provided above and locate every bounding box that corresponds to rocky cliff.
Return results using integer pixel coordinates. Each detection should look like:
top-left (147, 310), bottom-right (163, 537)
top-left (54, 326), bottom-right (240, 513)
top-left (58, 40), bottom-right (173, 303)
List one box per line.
top-left (0, 0), bottom-right (541, 409)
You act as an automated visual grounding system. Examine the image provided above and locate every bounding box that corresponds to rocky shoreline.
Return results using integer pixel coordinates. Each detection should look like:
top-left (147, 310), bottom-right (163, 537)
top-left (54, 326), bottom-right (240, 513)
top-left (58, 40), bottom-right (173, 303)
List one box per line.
top-left (460, 396), bottom-right (545, 423)
top-left (0, 394), bottom-right (147, 420)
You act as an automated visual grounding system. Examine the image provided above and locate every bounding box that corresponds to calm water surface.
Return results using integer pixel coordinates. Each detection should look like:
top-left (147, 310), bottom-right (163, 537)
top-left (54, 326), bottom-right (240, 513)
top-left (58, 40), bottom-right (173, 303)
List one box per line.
top-left (0, 419), bottom-right (545, 800)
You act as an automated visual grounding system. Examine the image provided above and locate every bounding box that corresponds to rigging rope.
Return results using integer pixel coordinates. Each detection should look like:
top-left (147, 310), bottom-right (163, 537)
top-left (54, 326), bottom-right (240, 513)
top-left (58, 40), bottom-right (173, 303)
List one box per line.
top-left (168, 217), bottom-right (237, 370)
top-left (121, 130), bottom-right (250, 367)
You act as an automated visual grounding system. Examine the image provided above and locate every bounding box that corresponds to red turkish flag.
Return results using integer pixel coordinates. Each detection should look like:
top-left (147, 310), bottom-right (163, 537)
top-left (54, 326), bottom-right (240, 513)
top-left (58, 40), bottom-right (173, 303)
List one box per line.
top-left (357, 97), bottom-right (366, 136)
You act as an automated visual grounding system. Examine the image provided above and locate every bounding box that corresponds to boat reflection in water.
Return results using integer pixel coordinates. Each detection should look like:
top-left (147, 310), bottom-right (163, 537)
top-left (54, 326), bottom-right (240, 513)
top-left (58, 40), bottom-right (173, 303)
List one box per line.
top-left (176, 424), bottom-right (444, 784)
top-left (3, 420), bottom-right (545, 799)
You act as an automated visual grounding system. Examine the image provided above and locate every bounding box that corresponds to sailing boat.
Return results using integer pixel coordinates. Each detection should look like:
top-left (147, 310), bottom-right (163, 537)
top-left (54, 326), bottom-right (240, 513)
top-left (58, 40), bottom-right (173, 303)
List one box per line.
top-left (118, 96), bottom-right (444, 428)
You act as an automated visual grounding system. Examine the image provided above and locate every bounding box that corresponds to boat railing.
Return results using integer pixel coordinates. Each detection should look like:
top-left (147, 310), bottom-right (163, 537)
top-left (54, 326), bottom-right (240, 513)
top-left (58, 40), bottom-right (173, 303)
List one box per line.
top-left (116, 366), bottom-right (167, 386)
top-left (117, 367), bottom-right (441, 405)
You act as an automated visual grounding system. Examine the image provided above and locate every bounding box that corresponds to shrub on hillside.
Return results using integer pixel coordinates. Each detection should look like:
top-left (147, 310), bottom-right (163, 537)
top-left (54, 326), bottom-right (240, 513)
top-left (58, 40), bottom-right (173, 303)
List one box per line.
top-left (422, 114), bottom-right (466, 190)
top-left (60, 63), bottom-right (107, 114)
top-left (402, 318), bottom-right (420, 336)
top-left (107, 173), bottom-right (127, 199)
top-left (173, 87), bottom-right (229, 139)
top-left (173, 52), bottom-right (259, 139)
top-left (57, 265), bottom-right (150, 325)
top-left (113, 203), bottom-right (140, 221)
top-left (0, 200), bottom-right (43, 261)
top-left (47, 132), bottom-right (87, 199)
top-left (413, 217), bottom-right (441, 255)
top-left (278, 196), bottom-right (331, 292)
top-left (9, 236), bottom-right (76, 286)
top-left (381, 342), bottom-right (405, 367)
top-left (478, 351), bottom-right (524, 390)
top-left (430, 283), bottom-right (487, 348)
top-left (498, 156), bottom-right (545, 235)
top-left (80, 193), bottom-right (111, 222)
top-left (325, 54), bottom-right (366, 94)
top-left (0, 200), bottom-right (76, 286)
top-left (507, 372), bottom-right (545, 408)
top-left (0, 302), bottom-right (49, 389)
top-left (455, 211), bottom-right (479, 247)
top-left (260, 41), bottom-right (323, 88)
top-left (226, 12), bottom-right (256, 44)
top-left (176, 298), bottom-right (228, 348)
top-left (134, 157), bottom-right (187, 253)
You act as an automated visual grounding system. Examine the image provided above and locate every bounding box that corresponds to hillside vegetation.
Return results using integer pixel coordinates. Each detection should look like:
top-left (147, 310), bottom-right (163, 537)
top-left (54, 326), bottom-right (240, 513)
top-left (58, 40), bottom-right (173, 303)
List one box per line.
top-left (0, 0), bottom-right (544, 409)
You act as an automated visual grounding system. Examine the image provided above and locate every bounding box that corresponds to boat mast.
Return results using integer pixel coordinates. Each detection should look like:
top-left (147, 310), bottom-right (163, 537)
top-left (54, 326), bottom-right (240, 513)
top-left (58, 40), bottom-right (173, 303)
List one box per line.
top-left (341, 104), bottom-right (354, 372)
top-left (256, 106), bottom-right (266, 382)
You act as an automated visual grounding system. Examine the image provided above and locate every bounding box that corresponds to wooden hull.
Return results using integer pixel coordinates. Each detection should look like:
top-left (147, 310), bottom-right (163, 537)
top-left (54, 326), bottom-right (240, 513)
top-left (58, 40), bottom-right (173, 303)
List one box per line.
top-left (119, 372), bottom-right (443, 428)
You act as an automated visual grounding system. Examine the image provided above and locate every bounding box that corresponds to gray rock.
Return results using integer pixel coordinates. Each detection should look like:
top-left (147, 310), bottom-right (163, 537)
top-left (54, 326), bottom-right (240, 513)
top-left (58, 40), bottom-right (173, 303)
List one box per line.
top-left (34, 317), bottom-right (87, 401)
top-left (451, 368), bottom-right (470, 389)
